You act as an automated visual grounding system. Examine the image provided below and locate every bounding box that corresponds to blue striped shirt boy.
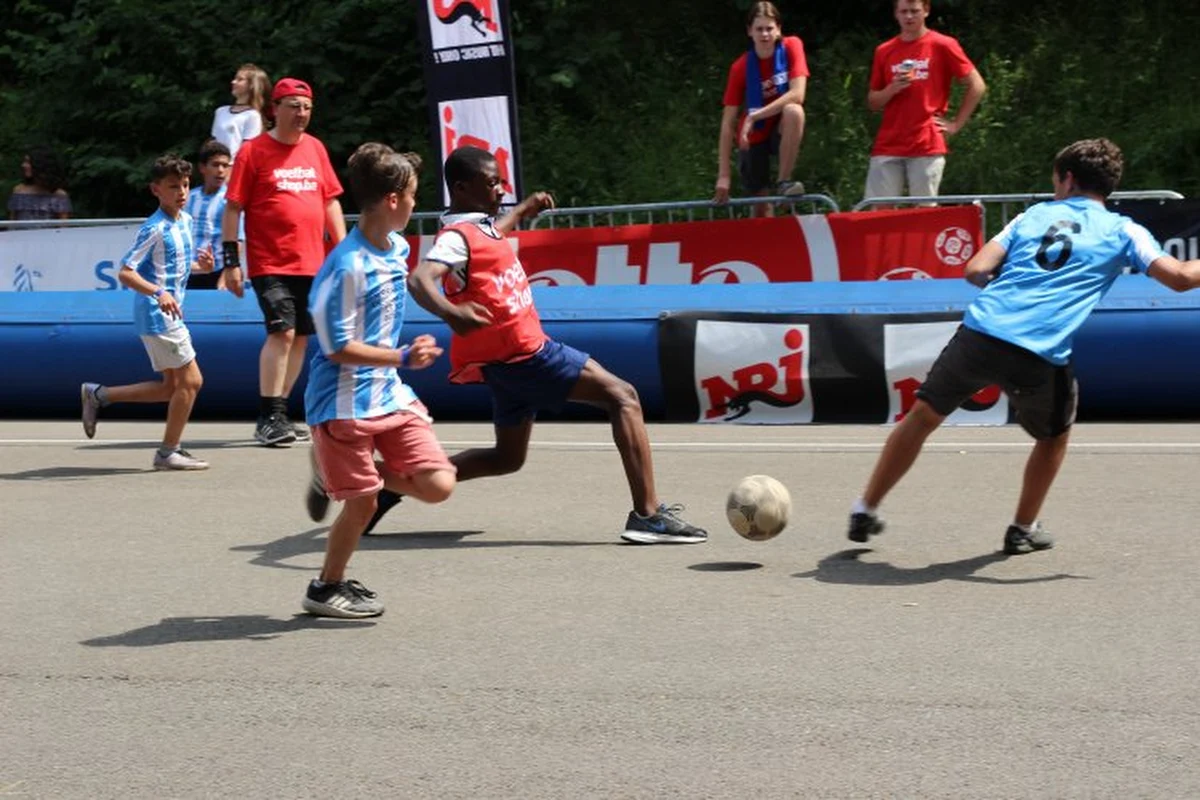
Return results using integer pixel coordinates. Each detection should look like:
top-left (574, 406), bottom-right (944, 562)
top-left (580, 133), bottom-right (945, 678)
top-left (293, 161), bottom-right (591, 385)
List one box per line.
top-left (185, 185), bottom-right (227, 273)
top-left (305, 227), bottom-right (421, 425)
top-left (122, 208), bottom-right (196, 335)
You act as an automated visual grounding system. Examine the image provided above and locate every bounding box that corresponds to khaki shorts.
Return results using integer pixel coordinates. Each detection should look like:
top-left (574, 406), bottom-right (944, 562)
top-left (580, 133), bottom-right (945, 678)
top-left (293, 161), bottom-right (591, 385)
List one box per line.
top-left (140, 325), bottom-right (196, 372)
top-left (864, 155), bottom-right (946, 201)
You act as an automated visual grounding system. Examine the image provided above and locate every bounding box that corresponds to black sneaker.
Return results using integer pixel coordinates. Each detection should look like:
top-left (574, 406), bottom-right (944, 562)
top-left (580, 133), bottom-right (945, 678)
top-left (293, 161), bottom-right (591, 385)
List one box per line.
top-left (305, 447), bottom-right (330, 522)
top-left (302, 578), bottom-right (384, 618)
top-left (292, 422), bottom-right (311, 442)
top-left (621, 503), bottom-right (707, 544)
top-left (1003, 522), bottom-right (1054, 555)
top-left (847, 512), bottom-right (885, 543)
top-left (362, 489), bottom-right (404, 536)
top-left (255, 414), bottom-right (297, 447)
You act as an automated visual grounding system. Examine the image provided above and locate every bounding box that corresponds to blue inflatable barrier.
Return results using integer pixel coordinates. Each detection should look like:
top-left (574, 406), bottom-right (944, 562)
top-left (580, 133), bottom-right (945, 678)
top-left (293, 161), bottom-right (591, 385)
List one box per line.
top-left (2, 277), bottom-right (1199, 421)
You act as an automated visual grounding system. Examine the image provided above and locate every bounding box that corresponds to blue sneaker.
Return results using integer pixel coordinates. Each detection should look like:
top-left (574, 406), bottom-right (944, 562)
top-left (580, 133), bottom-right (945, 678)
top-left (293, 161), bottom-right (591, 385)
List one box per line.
top-left (621, 504), bottom-right (707, 544)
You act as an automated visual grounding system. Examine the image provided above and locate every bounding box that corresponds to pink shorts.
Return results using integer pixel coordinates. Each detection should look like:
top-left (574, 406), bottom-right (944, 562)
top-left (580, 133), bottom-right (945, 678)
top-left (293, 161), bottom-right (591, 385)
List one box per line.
top-left (312, 405), bottom-right (455, 501)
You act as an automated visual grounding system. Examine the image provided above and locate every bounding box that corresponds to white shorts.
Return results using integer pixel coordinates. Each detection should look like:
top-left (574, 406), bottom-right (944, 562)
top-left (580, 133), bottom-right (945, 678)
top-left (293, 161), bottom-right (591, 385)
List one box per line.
top-left (140, 325), bottom-right (196, 372)
top-left (864, 155), bottom-right (946, 201)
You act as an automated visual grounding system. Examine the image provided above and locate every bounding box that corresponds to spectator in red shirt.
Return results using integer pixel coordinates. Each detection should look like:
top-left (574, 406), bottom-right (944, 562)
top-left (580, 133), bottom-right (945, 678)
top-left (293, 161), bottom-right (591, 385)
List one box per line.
top-left (864, 0), bottom-right (986, 202)
top-left (220, 77), bottom-right (346, 447)
top-left (714, 1), bottom-right (808, 217)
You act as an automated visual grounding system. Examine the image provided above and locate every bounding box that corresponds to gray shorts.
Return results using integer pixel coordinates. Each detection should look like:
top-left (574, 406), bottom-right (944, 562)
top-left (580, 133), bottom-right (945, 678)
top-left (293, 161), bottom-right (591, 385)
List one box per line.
top-left (917, 325), bottom-right (1077, 439)
top-left (140, 325), bottom-right (196, 372)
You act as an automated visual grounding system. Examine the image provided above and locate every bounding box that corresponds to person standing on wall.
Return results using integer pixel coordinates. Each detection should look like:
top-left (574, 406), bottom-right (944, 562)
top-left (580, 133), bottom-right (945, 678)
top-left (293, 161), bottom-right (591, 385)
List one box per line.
top-left (863, 0), bottom-right (986, 202)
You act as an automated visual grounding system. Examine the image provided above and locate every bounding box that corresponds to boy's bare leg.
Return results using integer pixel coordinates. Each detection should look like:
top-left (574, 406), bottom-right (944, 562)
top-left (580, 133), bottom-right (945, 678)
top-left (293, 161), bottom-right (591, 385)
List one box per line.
top-left (775, 104), bottom-right (806, 183)
top-left (450, 420), bottom-right (534, 481)
top-left (162, 360), bottom-right (202, 449)
top-left (861, 399), bottom-right (945, 508)
top-left (320, 494), bottom-right (377, 584)
top-left (568, 359), bottom-right (656, 515)
top-left (1014, 432), bottom-right (1070, 526)
top-left (105, 379), bottom-right (174, 404)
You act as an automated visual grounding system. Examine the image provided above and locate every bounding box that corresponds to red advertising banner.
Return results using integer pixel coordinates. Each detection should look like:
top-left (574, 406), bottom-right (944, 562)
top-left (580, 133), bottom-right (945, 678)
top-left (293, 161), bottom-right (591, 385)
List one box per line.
top-left (404, 205), bottom-right (982, 285)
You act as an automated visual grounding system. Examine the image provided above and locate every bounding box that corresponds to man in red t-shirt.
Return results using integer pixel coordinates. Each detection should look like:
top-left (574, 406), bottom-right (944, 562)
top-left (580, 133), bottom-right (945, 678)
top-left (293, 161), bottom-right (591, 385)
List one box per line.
top-left (864, 0), bottom-right (986, 201)
top-left (714, 2), bottom-right (808, 217)
top-left (220, 77), bottom-right (346, 447)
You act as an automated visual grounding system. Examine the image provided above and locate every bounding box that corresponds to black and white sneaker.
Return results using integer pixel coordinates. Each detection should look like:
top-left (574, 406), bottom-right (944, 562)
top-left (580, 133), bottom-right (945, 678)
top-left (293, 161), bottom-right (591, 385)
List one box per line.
top-left (776, 180), bottom-right (806, 197)
top-left (302, 579), bottom-right (384, 618)
top-left (621, 503), bottom-right (707, 544)
top-left (847, 512), bottom-right (885, 543)
top-left (255, 414), bottom-right (297, 447)
top-left (1003, 522), bottom-right (1054, 555)
top-left (362, 490), bottom-right (404, 536)
top-left (305, 447), bottom-right (330, 522)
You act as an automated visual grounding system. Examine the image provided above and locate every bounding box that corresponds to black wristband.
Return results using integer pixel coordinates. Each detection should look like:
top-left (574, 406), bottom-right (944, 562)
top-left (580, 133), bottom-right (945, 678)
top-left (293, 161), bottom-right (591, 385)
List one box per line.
top-left (222, 241), bottom-right (241, 270)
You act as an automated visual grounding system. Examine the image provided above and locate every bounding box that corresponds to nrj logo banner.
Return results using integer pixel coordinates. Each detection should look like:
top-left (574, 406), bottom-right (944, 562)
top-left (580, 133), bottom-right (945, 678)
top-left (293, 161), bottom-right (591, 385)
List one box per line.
top-left (428, 0), bottom-right (503, 52)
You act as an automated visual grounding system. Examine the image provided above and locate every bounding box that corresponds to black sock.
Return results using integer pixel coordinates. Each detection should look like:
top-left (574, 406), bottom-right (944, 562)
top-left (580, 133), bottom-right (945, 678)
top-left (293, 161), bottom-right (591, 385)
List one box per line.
top-left (259, 396), bottom-right (277, 417)
top-left (272, 396), bottom-right (288, 417)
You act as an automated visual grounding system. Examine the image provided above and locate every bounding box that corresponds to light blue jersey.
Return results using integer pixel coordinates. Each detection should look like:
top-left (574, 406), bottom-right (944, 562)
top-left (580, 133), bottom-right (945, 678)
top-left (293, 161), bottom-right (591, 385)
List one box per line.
top-left (305, 227), bottom-right (421, 425)
top-left (185, 185), bottom-right (227, 273)
top-left (122, 208), bottom-right (195, 335)
top-left (964, 196), bottom-right (1166, 365)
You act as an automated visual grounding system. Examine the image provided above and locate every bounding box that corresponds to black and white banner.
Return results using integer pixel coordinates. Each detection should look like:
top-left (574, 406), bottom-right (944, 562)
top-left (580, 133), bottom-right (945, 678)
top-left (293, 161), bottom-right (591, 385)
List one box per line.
top-left (415, 0), bottom-right (523, 207)
top-left (659, 311), bottom-right (1008, 425)
top-left (1108, 199), bottom-right (1200, 263)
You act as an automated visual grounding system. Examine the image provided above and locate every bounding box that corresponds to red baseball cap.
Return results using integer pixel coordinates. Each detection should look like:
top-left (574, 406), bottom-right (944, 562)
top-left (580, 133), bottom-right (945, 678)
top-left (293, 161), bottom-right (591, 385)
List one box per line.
top-left (272, 78), bottom-right (313, 102)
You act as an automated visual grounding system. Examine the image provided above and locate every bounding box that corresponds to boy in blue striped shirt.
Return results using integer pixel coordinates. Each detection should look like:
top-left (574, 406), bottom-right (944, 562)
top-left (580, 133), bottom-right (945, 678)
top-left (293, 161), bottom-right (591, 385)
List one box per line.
top-left (81, 154), bottom-right (214, 470)
top-left (185, 139), bottom-right (234, 291)
top-left (301, 143), bottom-right (456, 619)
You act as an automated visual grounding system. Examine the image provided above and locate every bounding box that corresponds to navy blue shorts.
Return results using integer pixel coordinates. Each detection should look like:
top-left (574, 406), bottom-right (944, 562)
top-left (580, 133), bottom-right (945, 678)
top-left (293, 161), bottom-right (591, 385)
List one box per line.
top-left (481, 340), bottom-right (590, 427)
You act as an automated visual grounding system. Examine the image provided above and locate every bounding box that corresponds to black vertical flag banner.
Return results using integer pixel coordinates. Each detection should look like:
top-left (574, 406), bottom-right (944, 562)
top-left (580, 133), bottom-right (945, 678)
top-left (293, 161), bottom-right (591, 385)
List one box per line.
top-left (414, 0), bottom-right (524, 208)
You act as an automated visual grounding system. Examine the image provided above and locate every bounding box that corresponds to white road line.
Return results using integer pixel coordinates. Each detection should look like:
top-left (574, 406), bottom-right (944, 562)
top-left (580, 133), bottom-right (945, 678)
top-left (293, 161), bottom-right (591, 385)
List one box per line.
top-left (3, 438), bottom-right (1200, 450)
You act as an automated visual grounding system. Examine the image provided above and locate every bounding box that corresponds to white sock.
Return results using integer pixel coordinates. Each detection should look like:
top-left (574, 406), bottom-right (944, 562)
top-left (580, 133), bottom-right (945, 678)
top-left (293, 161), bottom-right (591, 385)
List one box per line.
top-left (1013, 520), bottom-right (1038, 533)
top-left (851, 498), bottom-right (877, 516)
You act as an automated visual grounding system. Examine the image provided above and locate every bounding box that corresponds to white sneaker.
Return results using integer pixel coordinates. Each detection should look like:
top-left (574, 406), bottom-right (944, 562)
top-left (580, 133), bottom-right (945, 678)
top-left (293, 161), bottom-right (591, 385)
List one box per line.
top-left (81, 383), bottom-right (101, 439)
top-left (153, 448), bottom-right (209, 471)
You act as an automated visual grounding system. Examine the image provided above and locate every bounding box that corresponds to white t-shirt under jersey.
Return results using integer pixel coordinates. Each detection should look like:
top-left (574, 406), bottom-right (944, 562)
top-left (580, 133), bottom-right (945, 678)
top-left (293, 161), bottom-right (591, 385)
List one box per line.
top-left (210, 106), bottom-right (263, 160)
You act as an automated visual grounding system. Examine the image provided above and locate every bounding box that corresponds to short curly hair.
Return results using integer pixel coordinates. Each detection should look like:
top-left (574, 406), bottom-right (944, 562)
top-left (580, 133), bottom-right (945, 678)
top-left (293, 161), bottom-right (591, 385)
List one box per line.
top-left (150, 153), bottom-right (193, 182)
top-left (1053, 138), bottom-right (1124, 198)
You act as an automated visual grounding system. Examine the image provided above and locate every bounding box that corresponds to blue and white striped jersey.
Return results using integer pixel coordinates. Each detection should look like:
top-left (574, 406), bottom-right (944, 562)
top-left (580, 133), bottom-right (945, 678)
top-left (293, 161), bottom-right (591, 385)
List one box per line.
top-left (305, 227), bottom-right (421, 425)
top-left (185, 186), bottom-right (227, 273)
top-left (122, 208), bottom-right (195, 335)
top-left (964, 196), bottom-right (1166, 365)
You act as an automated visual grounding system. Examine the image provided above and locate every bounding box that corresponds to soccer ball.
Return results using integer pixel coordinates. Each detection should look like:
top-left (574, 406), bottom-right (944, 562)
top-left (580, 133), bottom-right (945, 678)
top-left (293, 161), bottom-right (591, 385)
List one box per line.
top-left (725, 474), bottom-right (791, 541)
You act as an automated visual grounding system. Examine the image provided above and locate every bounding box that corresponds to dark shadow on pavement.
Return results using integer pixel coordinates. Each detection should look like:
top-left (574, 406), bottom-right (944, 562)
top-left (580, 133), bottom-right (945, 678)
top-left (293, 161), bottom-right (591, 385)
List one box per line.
top-left (793, 548), bottom-right (1091, 586)
top-left (80, 614), bottom-right (374, 647)
top-left (689, 561), bottom-right (764, 572)
top-left (0, 466), bottom-right (147, 481)
top-left (233, 526), bottom-right (622, 571)
top-left (78, 439), bottom-right (262, 452)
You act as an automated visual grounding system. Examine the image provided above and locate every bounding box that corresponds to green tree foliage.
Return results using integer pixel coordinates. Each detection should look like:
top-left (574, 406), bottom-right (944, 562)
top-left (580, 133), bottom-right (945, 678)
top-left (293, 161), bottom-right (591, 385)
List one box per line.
top-left (2, 0), bottom-right (1197, 217)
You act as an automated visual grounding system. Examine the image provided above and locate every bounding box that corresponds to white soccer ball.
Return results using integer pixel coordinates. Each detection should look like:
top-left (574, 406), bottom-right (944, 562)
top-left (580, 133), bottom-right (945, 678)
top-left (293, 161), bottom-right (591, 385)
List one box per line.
top-left (725, 474), bottom-right (791, 541)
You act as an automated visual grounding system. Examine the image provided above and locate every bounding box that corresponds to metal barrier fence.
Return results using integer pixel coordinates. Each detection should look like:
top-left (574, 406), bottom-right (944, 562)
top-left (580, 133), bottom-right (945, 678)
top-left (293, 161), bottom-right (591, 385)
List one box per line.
top-left (1, 190), bottom-right (1180, 237)
top-left (852, 190), bottom-right (1185, 237)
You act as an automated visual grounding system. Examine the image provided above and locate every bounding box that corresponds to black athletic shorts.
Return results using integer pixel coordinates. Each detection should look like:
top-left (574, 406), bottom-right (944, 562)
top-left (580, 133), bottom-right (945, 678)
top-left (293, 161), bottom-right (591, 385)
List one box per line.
top-left (917, 325), bottom-right (1078, 439)
top-left (737, 128), bottom-right (781, 194)
top-left (251, 274), bottom-right (316, 336)
top-left (186, 270), bottom-right (222, 290)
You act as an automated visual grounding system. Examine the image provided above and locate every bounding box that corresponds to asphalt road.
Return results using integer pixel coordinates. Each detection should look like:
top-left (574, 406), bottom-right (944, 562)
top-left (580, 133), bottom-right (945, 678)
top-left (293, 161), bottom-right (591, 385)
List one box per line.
top-left (2, 420), bottom-right (1198, 798)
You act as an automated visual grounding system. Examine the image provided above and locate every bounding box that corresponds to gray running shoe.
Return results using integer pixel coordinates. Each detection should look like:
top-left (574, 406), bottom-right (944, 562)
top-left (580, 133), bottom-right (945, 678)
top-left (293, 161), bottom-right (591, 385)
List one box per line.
top-left (621, 503), bottom-right (707, 544)
top-left (776, 180), bottom-right (806, 197)
top-left (1003, 522), bottom-right (1054, 555)
top-left (302, 579), bottom-right (384, 618)
top-left (847, 512), bottom-right (885, 543)
top-left (153, 448), bottom-right (210, 471)
top-left (81, 383), bottom-right (101, 439)
top-left (292, 422), bottom-right (311, 442)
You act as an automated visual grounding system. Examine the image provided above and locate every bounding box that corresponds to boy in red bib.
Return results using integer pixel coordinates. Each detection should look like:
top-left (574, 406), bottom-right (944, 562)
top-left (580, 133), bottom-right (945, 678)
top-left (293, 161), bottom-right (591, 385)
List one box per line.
top-left (356, 146), bottom-right (706, 544)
